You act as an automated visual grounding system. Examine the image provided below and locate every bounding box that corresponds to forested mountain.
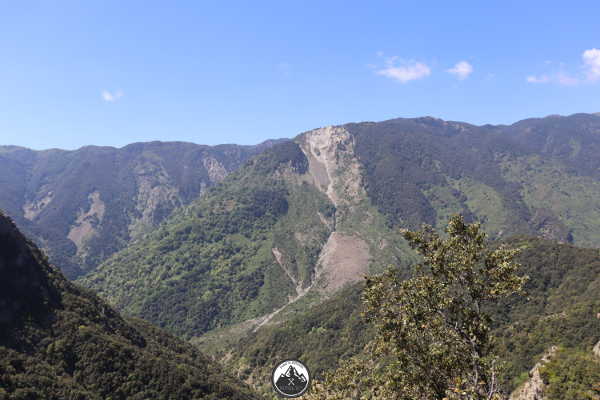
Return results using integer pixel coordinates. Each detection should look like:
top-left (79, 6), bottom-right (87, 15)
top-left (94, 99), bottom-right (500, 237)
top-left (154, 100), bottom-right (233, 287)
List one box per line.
top-left (0, 140), bottom-right (282, 278)
top-left (212, 237), bottom-right (600, 397)
top-left (80, 133), bottom-right (415, 338)
top-left (80, 112), bottom-right (600, 344)
top-left (0, 211), bottom-right (259, 399)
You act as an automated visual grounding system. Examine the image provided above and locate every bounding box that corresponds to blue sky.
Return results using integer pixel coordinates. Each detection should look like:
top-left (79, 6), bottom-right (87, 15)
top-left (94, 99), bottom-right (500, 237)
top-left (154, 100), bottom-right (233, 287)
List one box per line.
top-left (1, 1), bottom-right (599, 150)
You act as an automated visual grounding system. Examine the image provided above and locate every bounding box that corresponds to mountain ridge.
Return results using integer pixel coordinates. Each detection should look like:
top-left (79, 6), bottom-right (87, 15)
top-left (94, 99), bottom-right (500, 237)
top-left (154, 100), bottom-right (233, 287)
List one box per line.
top-left (82, 112), bottom-right (600, 346)
top-left (0, 137), bottom-right (288, 153)
top-left (0, 139), bottom-right (285, 278)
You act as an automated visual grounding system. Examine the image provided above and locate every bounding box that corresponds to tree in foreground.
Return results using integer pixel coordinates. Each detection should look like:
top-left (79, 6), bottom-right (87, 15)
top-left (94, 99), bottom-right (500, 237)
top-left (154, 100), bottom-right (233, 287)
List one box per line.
top-left (306, 215), bottom-right (527, 400)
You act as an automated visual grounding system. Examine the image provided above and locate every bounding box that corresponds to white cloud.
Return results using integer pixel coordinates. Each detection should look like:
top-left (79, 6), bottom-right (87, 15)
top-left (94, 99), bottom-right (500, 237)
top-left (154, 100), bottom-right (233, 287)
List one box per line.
top-left (101, 89), bottom-right (124, 102)
top-left (527, 48), bottom-right (600, 86)
top-left (376, 58), bottom-right (431, 83)
top-left (583, 48), bottom-right (600, 81)
top-left (447, 61), bottom-right (473, 80)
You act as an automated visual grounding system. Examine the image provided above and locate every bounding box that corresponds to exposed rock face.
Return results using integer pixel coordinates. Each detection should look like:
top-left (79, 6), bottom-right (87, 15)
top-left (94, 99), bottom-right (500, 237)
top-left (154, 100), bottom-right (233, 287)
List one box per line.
top-left (226, 126), bottom-right (398, 340)
top-left (299, 126), bottom-right (366, 208)
top-left (510, 346), bottom-right (557, 400)
top-left (128, 160), bottom-right (183, 239)
top-left (298, 126), bottom-right (374, 293)
top-left (67, 191), bottom-right (105, 258)
top-left (510, 342), bottom-right (600, 399)
top-left (202, 156), bottom-right (228, 182)
top-left (22, 191), bottom-right (54, 221)
top-left (315, 232), bottom-right (370, 292)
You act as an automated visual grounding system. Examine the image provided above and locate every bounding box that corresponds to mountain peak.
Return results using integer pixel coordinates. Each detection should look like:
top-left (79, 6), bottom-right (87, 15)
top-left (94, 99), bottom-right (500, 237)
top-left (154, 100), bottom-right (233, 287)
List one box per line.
top-left (283, 365), bottom-right (306, 380)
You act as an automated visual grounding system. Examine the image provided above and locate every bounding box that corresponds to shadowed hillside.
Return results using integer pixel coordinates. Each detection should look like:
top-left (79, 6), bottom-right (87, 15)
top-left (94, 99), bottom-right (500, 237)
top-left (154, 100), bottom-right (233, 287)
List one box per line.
top-left (0, 210), bottom-right (259, 399)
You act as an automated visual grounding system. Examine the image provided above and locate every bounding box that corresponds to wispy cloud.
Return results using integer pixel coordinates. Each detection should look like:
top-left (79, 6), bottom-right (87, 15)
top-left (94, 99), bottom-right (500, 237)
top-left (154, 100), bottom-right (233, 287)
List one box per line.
top-left (557, 72), bottom-right (579, 86)
top-left (527, 48), bottom-right (600, 86)
top-left (101, 89), bottom-right (124, 102)
top-left (447, 61), bottom-right (473, 80)
top-left (526, 75), bottom-right (550, 84)
top-left (376, 56), bottom-right (431, 83)
top-left (526, 72), bottom-right (578, 86)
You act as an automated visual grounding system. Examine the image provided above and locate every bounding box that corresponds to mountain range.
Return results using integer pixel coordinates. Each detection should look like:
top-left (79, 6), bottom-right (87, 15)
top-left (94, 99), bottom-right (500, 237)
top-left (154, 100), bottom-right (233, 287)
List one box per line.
top-left (78, 113), bottom-right (600, 335)
top-left (2, 112), bottom-right (600, 398)
top-left (0, 140), bottom-right (283, 278)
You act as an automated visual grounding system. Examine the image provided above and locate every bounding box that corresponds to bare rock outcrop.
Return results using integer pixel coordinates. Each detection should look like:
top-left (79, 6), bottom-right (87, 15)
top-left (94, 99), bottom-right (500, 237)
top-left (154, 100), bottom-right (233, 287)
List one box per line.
top-left (67, 191), bottom-right (106, 258)
top-left (314, 232), bottom-right (370, 293)
top-left (510, 346), bottom-right (557, 400)
top-left (299, 126), bottom-right (366, 208)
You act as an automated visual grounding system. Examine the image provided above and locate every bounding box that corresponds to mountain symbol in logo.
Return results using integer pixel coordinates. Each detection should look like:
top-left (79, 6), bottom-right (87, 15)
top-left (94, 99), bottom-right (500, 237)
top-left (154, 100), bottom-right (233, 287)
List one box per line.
top-left (275, 365), bottom-right (308, 395)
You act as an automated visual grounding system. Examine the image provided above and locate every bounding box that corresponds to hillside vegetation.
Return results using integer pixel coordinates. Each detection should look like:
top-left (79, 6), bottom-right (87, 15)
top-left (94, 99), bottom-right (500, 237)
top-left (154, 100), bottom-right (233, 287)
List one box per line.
top-left (348, 114), bottom-right (600, 245)
top-left (80, 142), bottom-right (336, 337)
top-left (81, 130), bottom-right (416, 339)
top-left (215, 236), bottom-right (600, 397)
top-left (538, 347), bottom-right (600, 399)
top-left (79, 113), bottom-right (600, 388)
top-left (0, 211), bottom-right (258, 399)
top-left (494, 237), bottom-right (600, 390)
top-left (6, 113), bottom-right (600, 398)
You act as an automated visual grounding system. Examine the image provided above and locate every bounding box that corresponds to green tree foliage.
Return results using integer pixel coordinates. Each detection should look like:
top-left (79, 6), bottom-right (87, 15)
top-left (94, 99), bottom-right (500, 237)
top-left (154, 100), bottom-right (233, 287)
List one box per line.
top-left (349, 113), bottom-right (600, 246)
top-left (216, 285), bottom-right (372, 396)
top-left (540, 347), bottom-right (600, 400)
top-left (0, 211), bottom-right (259, 400)
top-left (492, 237), bottom-right (600, 389)
top-left (222, 236), bottom-right (599, 397)
top-left (80, 141), bottom-right (331, 338)
top-left (307, 215), bottom-right (526, 400)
